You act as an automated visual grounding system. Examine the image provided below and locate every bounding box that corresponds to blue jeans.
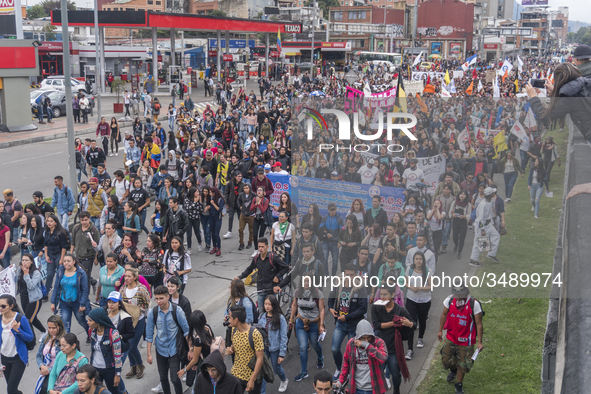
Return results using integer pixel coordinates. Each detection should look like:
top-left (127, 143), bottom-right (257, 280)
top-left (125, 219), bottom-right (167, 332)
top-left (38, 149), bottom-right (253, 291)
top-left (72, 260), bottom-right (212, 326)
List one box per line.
top-left (520, 150), bottom-right (530, 170)
top-left (441, 220), bottom-right (452, 247)
top-left (201, 215), bottom-right (211, 247)
top-left (331, 320), bottom-right (356, 371)
top-left (384, 353), bottom-right (402, 389)
top-left (295, 319), bottom-right (323, 374)
top-left (261, 349), bottom-right (287, 394)
top-left (96, 367), bottom-right (126, 394)
top-left (60, 300), bottom-right (89, 334)
top-left (209, 214), bottom-right (222, 249)
top-left (530, 182), bottom-right (543, 216)
top-left (504, 172), bottom-right (518, 199)
top-left (122, 317), bottom-right (145, 368)
top-left (322, 241), bottom-right (339, 275)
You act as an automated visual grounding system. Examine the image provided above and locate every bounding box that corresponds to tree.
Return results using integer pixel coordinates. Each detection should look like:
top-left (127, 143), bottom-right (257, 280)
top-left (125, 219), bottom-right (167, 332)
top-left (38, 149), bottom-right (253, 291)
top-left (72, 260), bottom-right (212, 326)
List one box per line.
top-left (42, 24), bottom-right (58, 41)
top-left (27, 4), bottom-right (48, 19)
top-left (209, 9), bottom-right (227, 17)
top-left (40, 0), bottom-right (76, 17)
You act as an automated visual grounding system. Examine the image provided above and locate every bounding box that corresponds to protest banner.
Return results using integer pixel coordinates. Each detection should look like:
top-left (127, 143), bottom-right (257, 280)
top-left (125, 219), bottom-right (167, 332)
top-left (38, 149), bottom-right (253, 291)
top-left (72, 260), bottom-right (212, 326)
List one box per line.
top-left (417, 154), bottom-right (446, 195)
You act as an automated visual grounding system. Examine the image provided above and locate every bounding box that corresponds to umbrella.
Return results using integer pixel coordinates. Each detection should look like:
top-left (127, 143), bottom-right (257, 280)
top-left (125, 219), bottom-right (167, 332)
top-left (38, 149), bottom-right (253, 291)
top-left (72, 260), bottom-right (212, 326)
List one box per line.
top-left (428, 54), bottom-right (441, 59)
top-left (310, 91), bottom-right (325, 97)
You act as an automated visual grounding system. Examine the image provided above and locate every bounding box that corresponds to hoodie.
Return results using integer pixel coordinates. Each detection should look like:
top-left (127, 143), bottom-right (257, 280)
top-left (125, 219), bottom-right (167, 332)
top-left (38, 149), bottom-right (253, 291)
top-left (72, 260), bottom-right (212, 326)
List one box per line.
top-left (195, 350), bottom-right (243, 394)
top-left (339, 319), bottom-right (388, 394)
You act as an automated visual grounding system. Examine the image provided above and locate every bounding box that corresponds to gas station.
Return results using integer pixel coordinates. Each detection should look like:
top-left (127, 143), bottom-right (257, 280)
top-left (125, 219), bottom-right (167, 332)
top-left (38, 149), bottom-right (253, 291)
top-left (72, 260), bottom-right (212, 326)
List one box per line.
top-left (51, 10), bottom-right (302, 96)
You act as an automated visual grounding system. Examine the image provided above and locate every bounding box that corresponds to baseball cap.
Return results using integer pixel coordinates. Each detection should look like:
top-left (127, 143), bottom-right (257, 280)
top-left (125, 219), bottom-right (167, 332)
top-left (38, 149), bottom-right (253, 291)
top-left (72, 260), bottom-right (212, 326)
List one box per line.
top-left (264, 164), bottom-right (271, 170)
top-left (484, 187), bottom-right (497, 196)
top-left (574, 44), bottom-right (591, 60)
top-left (107, 291), bottom-right (122, 302)
top-left (451, 282), bottom-right (470, 296)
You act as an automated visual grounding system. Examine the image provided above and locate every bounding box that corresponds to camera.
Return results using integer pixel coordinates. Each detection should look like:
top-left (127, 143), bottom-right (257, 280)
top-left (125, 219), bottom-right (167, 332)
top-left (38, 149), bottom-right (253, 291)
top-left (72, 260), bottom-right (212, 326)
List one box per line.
top-left (530, 78), bottom-right (546, 89)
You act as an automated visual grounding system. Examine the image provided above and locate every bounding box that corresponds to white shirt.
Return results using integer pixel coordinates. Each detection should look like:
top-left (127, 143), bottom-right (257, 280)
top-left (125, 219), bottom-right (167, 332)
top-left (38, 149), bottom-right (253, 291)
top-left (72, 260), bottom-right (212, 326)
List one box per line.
top-left (358, 165), bottom-right (379, 184)
top-left (403, 167), bottom-right (425, 191)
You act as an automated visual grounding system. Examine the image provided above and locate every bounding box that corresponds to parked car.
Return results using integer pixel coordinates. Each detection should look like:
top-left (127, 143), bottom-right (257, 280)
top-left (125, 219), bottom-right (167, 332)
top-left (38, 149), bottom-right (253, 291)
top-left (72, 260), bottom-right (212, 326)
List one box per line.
top-left (39, 76), bottom-right (87, 93)
top-left (32, 91), bottom-right (95, 118)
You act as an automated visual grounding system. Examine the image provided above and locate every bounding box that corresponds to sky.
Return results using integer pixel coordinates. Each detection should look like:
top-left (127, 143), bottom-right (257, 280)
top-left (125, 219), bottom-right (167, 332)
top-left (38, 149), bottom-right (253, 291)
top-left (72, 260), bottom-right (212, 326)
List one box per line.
top-left (24, 0), bottom-right (591, 24)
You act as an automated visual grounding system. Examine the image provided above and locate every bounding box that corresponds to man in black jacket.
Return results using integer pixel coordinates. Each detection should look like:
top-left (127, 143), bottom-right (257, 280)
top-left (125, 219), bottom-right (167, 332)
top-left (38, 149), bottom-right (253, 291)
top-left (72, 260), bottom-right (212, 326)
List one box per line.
top-left (194, 349), bottom-right (243, 394)
top-left (224, 172), bottom-right (244, 241)
top-left (363, 195), bottom-right (388, 232)
top-left (343, 162), bottom-right (362, 183)
top-left (237, 183), bottom-right (255, 250)
top-left (162, 196), bottom-right (190, 246)
top-left (235, 237), bottom-right (288, 313)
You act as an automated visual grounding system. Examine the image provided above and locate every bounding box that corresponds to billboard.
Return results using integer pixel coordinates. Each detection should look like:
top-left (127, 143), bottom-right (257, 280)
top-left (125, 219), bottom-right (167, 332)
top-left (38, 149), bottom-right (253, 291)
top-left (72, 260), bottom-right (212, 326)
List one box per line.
top-left (522, 0), bottom-right (548, 5)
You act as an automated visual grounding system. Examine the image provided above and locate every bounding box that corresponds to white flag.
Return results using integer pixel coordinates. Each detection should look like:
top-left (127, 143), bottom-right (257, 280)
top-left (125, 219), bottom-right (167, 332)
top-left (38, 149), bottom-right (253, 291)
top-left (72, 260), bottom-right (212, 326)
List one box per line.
top-left (524, 108), bottom-right (537, 128)
top-left (413, 51), bottom-right (423, 67)
top-left (0, 267), bottom-right (15, 297)
top-left (477, 79), bottom-right (483, 92)
top-left (517, 56), bottom-right (524, 73)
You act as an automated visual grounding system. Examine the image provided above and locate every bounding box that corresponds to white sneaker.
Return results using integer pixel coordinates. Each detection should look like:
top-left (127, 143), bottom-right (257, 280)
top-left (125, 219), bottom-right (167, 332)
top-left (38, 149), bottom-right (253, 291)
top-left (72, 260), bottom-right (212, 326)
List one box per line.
top-left (141, 340), bottom-right (147, 348)
top-left (223, 231), bottom-right (232, 239)
top-left (151, 383), bottom-right (163, 393)
top-left (251, 250), bottom-right (258, 258)
top-left (278, 378), bottom-right (289, 392)
top-left (386, 377), bottom-right (392, 390)
top-left (198, 244), bottom-right (203, 252)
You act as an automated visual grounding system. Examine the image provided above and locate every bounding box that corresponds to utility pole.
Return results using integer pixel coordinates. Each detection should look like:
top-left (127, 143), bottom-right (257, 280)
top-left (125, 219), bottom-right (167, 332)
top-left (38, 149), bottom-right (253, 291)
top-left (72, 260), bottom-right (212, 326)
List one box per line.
top-left (60, 0), bottom-right (77, 192)
top-left (310, 0), bottom-right (316, 74)
top-left (94, 0), bottom-right (101, 122)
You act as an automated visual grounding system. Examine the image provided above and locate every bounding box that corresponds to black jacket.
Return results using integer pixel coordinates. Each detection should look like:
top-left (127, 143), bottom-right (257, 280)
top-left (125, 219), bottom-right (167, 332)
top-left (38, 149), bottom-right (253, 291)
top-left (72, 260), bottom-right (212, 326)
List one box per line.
top-left (162, 206), bottom-right (190, 239)
top-left (238, 252), bottom-right (289, 292)
top-left (529, 77), bottom-right (591, 141)
top-left (195, 349), bottom-right (242, 394)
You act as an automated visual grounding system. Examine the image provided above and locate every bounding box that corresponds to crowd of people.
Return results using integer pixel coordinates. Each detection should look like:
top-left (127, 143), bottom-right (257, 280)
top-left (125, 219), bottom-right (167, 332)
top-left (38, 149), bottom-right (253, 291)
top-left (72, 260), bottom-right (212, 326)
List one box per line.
top-left (1, 44), bottom-right (590, 394)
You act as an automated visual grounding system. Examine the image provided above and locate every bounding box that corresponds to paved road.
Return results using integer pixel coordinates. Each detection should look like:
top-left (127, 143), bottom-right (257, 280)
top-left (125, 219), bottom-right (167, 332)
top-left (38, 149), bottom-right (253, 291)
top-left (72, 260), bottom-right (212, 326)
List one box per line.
top-left (0, 119), bottom-right (509, 394)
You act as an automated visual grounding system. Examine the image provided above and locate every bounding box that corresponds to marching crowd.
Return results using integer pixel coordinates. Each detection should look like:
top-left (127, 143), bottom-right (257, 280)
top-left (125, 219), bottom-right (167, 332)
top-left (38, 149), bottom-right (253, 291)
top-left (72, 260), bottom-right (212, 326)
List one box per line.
top-left (1, 45), bottom-right (591, 394)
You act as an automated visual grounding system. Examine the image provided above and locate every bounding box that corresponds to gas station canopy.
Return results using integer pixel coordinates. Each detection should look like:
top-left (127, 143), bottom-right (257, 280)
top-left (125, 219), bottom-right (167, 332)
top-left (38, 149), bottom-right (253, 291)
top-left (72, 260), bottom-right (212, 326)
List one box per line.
top-left (51, 10), bottom-right (303, 34)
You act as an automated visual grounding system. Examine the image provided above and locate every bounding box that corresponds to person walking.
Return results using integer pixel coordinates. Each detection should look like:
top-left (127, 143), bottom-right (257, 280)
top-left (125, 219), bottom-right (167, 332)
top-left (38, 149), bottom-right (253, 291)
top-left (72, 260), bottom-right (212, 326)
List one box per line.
top-left (51, 176), bottom-right (76, 231)
top-left (468, 187), bottom-right (500, 267)
top-left (437, 283), bottom-right (483, 394)
top-left (0, 294), bottom-right (35, 394)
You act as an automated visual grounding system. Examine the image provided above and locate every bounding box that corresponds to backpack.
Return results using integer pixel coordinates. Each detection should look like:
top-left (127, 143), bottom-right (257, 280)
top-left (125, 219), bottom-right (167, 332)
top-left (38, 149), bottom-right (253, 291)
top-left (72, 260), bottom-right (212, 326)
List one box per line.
top-left (238, 296), bottom-right (260, 324)
top-left (152, 304), bottom-right (190, 365)
top-left (15, 313), bottom-right (36, 351)
top-left (53, 355), bottom-right (87, 390)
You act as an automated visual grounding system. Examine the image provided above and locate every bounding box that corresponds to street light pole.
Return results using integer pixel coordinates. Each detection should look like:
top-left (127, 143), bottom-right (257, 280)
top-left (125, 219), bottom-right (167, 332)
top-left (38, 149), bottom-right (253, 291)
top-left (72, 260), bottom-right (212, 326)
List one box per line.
top-left (60, 0), bottom-right (77, 192)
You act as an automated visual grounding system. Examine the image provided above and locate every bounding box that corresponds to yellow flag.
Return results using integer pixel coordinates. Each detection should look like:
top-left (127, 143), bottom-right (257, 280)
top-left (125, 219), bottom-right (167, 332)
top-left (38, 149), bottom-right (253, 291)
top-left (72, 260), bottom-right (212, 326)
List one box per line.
top-left (444, 70), bottom-right (451, 85)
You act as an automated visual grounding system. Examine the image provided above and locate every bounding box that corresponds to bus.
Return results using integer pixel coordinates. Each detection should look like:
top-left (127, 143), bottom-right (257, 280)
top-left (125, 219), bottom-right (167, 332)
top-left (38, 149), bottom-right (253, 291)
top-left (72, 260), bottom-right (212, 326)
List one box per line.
top-left (353, 51), bottom-right (402, 69)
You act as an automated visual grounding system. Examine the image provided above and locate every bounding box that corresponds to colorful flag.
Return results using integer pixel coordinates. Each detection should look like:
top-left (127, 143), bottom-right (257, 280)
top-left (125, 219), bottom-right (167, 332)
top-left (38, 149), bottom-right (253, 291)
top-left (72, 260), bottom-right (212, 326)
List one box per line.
top-left (466, 80), bottom-right (474, 95)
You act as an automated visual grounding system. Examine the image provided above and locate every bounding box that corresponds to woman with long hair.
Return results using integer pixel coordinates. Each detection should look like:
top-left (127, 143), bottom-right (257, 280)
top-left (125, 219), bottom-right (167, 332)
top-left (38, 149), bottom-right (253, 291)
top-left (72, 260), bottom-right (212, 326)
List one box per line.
top-left (260, 295), bottom-right (289, 394)
top-left (289, 274), bottom-right (325, 382)
top-left (50, 254), bottom-right (91, 337)
top-left (86, 308), bottom-right (125, 394)
top-left (110, 117), bottom-right (120, 157)
top-left (528, 157), bottom-right (547, 219)
top-left (113, 233), bottom-right (139, 267)
top-left (207, 187), bottom-right (225, 256)
top-left (200, 187), bottom-right (212, 252)
top-left (35, 315), bottom-right (66, 394)
top-left (162, 236), bottom-right (192, 294)
top-left (14, 253), bottom-right (46, 335)
top-left (122, 201), bottom-right (141, 244)
top-left (139, 234), bottom-right (163, 289)
top-left (450, 190), bottom-right (472, 260)
top-left (118, 268), bottom-right (149, 381)
top-left (44, 214), bottom-right (69, 294)
top-left (497, 150), bottom-right (524, 202)
top-left (404, 251), bottom-right (432, 361)
top-left (184, 187), bottom-right (203, 253)
top-left (0, 294), bottom-right (34, 394)
top-left (177, 310), bottom-right (214, 383)
top-left (47, 333), bottom-right (89, 394)
top-left (150, 199), bottom-right (167, 238)
top-left (224, 279), bottom-right (255, 325)
top-left (271, 212), bottom-right (296, 266)
top-left (338, 214), bottom-right (363, 269)
top-left (300, 203), bottom-right (321, 236)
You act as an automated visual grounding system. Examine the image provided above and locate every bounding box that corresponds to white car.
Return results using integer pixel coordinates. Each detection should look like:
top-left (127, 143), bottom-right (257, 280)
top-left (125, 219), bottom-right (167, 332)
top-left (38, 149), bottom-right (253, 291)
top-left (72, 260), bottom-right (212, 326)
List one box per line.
top-left (39, 76), bottom-right (87, 93)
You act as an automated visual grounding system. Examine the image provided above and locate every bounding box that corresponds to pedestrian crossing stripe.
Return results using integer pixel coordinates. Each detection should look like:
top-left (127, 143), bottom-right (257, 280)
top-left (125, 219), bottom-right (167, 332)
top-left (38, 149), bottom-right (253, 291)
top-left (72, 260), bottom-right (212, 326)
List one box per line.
top-left (194, 102), bottom-right (218, 115)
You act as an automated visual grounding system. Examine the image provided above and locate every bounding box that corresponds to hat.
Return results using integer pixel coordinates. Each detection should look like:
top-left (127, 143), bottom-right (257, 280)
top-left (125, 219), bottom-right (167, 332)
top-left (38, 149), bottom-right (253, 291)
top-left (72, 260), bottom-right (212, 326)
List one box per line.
top-left (331, 171), bottom-right (339, 176)
top-left (264, 164), bottom-right (271, 170)
top-left (107, 291), bottom-right (122, 302)
top-left (574, 44), bottom-right (591, 60)
top-left (328, 202), bottom-right (337, 210)
top-left (33, 191), bottom-right (43, 198)
top-left (273, 162), bottom-right (282, 168)
top-left (484, 187), bottom-right (497, 196)
top-left (89, 177), bottom-right (99, 183)
top-left (451, 282), bottom-right (470, 296)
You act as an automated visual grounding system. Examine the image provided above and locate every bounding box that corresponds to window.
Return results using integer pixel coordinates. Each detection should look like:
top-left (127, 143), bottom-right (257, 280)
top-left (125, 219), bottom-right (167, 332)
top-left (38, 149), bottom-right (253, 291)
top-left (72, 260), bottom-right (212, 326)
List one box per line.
top-left (332, 11), bottom-right (343, 21)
